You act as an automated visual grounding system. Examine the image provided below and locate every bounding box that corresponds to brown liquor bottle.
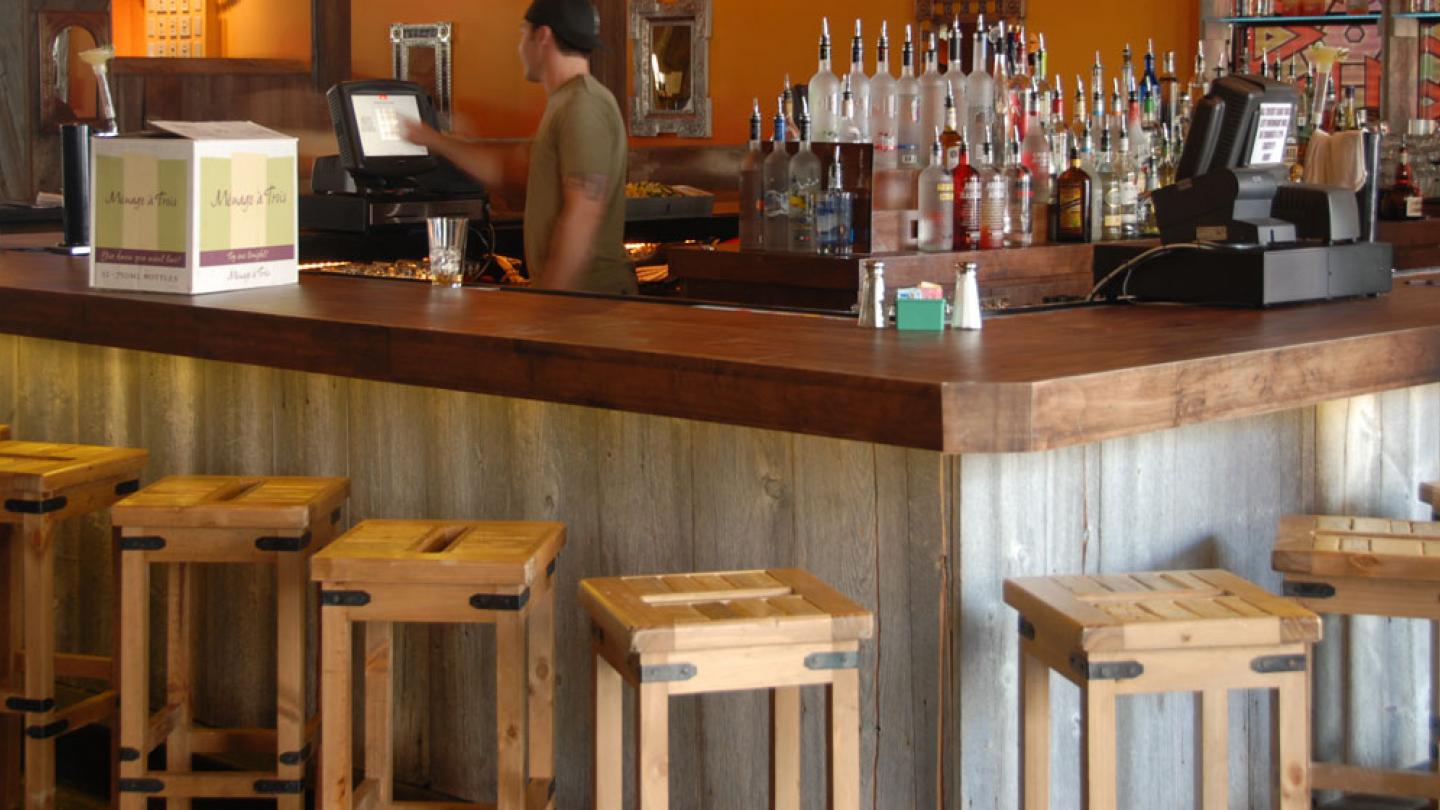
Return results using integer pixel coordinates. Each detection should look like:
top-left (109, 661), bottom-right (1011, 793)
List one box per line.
top-left (1055, 147), bottom-right (1092, 242)
top-left (1381, 140), bottom-right (1425, 221)
top-left (952, 138), bottom-right (982, 249)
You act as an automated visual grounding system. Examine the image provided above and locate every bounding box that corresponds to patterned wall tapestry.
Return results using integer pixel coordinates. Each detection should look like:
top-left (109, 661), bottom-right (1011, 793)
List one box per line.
top-left (1240, 21), bottom-right (1383, 110)
top-left (1424, 23), bottom-right (1440, 120)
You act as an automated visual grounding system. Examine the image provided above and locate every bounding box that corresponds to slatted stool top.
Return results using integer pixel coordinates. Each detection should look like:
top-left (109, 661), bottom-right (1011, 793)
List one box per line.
top-left (579, 569), bottom-right (874, 654)
top-left (0, 440), bottom-right (147, 495)
top-left (111, 475), bottom-right (349, 530)
top-left (1273, 514), bottom-right (1440, 582)
top-left (1004, 569), bottom-right (1320, 653)
top-left (310, 519), bottom-right (565, 587)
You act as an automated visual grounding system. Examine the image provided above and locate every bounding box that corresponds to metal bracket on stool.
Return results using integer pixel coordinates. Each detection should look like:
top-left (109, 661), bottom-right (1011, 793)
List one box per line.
top-left (278, 743), bottom-right (312, 766)
top-left (118, 778), bottom-right (164, 793)
top-left (254, 779), bottom-right (305, 794)
top-left (119, 536), bottom-right (165, 551)
top-left (470, 590), bottom-right (530, 611)
top-left (115, 479), bottom-right (141, 496)
top-left (546, 557), bottom-right (557, 578)
top-left (320, 590), bottom-right (370, 607)
top-left (256, 532), bottom-right (311, 552)
top-left (26, 719), bottom-right (68, 739)
top-left (1251, 654), bottom-right (1307, 674)
top-left (637, 662), bottom-right (697, 683)
top-left (330, 507), bottom-right (342, 525)
top-left (1071, 654), bottom-right (1143, 681)
top-left (5, 696), bottom-right (54, 713)
top-left (1283, 581), bottom-right (1336, 599)
top-left (805, 651), bottom-right (859, 670)
top-left (1018, 617), bottom-right (1036, 640)
top-left (118, 746), bottom-right (141, 762)
top-left (4, 496), bottom-right (67, 515)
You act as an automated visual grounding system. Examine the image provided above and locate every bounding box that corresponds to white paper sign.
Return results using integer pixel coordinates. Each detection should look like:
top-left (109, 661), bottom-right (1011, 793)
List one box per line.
top-left (1249, 102), bottom-right (1293, 167)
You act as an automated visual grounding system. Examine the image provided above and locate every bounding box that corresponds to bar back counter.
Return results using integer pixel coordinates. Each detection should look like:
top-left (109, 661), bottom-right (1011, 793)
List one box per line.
top-left (3, 237), bottom-right (1439, 808)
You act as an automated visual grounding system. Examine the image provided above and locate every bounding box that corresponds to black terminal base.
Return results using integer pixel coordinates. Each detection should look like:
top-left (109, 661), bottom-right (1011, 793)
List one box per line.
top-left (1094, 242), bottom-right (1394, 308)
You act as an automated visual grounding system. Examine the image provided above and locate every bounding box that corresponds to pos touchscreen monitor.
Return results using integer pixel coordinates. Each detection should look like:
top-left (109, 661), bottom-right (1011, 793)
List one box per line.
top-left (1176, 74), bottom-right (1298, 181)
top-left (326, 80), bottom-right (440, 181)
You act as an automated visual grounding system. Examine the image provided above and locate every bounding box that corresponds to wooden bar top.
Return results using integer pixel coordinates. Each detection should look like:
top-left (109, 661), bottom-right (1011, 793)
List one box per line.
top-left (1, 241), bottom-right (1436, 454)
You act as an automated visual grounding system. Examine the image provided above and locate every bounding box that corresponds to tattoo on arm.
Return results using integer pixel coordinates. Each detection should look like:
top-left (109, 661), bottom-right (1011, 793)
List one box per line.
top-left (564, 173), bottom-right (611, 202)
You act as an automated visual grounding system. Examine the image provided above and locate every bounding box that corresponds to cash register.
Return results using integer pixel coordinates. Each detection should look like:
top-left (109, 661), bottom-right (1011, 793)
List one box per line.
top-left (300, 80), bottom-right (489, 235)
top-left (1097, 74), bottom-right (1392, 307)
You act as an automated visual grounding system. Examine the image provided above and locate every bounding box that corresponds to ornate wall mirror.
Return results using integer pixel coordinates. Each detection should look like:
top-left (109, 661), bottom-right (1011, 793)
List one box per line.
top-left (630, 0), bottom-right (711, 138)
top-left (391, 22), bottom-right (454, 132)
top-left (39, 11), bottom-right (112, 133)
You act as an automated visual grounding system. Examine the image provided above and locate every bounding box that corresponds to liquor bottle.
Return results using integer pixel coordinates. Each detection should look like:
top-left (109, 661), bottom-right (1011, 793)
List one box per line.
top-left (1005, 127), bottom-right (1033, 247)
top-left (788, 102), bottom-right (822, 252)
top-left (1084, 123), bottom-right (1104, 241)
top-left (870, 23), bottom-right (899, 169)
top-left (1117, 132), bottom-right (1140, 239)
top-left (1120, 43), bottom-right (1136, 103)
top-left (1340, 86), bottom-right (1358, 131)
top-left (918, 136), bottom-right (955, 252)
top-left (1022, 89), bottom-right (1051, 201)
top-left (1055, 148), bottom-right (1092, 243)
top-left (782, 77), bottom-right (800, 142)
top-left (897, 25), bottom-right (922, 167)
top-left (1159, 51), bottom-right (1179, 129)
top-left (920, 32), bottom-right (948, 159)
top-left (1156, 123), bottom-right (1177, 188)
top-left (1141, 40), bottom-right (1159, 105)
top-left (762, 95), bottom-right (791, 248)
top-left (941, 86), bottom-right (964, 170)
top-left (953, 137), bottom-right (982, 249)
top-left (1381, 138), bottom-right (1425, 220)
top-left (946, 18), bottom-right (968, 130)
top-left (816, 147), bottom-right (855, 255)
top-left (1071, 75), bottom-right (1088, 144)
top-left (739, 99), bottom-right (766, 250)
top-left (1138, 154), bottom-right (1160, 237)
top-left (1034, 33), bottom-right (1054, 124)
top-left (1189, 43), bottom-right (1208, 105)
top-left (1048, 90), bottom-right (1071, 182)
top-left (838, 75), bottom-right (865, 143)
top-left (809, 19), bottom-right (840, 143)
top-left (1006, 34), bottom-right (1031, 136)
top-left (1108, 78), bottom-right (1124, 148)
top-left (966, 19), bottom-right (995, 151)
top-left (1127, 90), bottom-right (1150, 160)
top-left (1099, 128), bottom-right (1122, 241)
top-left (847, 20), bottom-right (871, 144)
top-left (1091, 53), bottom-right (1107, 142)
top-left (979, 138), bottom-right (1008, 249)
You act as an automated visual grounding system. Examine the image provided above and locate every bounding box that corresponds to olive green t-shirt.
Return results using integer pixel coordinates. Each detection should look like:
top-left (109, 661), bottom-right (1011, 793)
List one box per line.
top-left (525, 74), bottom-right (635, 295)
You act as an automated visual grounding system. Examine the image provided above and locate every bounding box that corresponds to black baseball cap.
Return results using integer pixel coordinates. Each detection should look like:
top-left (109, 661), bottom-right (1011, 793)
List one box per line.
top-left (524, 0), bottom-right (601, 53)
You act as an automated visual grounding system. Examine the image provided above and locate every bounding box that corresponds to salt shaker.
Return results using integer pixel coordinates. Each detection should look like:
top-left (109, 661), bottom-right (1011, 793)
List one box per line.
top-left (858, 260), bottom-right (887, 328)
top-left (952, 262), bottom-right (982, 331)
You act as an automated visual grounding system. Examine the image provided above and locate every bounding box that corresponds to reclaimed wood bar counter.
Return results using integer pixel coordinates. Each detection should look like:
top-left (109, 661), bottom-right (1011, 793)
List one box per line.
top-left (2, 240), bottom-right (1438, 808)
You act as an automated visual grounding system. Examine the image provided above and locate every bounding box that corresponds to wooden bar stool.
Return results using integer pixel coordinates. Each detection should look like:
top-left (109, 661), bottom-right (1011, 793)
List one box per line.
top-left (312, 519), bottom-right (564, 810)
top-left (1004, 569), bottom-right (1320, 810)
top-left (111, 475), bottom-right (349, 810)
top-left (0, 439), bottom-right (147, 810)
top-left (579, 569), bottom-right (874, 810)
top-left (1274, 506), bottom-right (1440, 802)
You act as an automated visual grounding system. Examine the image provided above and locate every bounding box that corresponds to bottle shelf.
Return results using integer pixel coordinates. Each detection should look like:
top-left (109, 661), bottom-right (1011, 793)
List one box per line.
top-left (1209, 14), bottom-right (1381, 23)
top-left (1394, 11), bottom-right (1440, 19)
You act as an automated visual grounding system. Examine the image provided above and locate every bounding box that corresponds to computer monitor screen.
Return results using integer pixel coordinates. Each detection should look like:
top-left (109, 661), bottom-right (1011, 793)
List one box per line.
top-left (326, 79), bottom-right (439, 179)
top-left (1177, 74), bottom-right (1297, 181)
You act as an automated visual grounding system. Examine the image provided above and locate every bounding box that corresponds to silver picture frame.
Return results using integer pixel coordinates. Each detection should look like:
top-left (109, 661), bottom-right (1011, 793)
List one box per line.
top-left (629, 0), bottom-right (711, 138)
top-left (391, 22), bottom-right (454, 132)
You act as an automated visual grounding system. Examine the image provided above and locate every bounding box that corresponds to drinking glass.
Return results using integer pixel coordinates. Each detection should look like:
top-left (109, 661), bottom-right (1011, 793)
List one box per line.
top-left (426, 216), bottom-right (468, 288)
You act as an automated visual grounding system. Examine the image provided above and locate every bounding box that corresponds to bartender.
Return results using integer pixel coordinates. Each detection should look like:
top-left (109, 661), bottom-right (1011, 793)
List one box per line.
top-left (403, 0), bottom-right (635, 295)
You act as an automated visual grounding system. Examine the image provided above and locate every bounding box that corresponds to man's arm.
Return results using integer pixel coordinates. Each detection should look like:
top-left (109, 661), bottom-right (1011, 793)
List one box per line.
top-left (536, 172), bottom-right (610, 291)
top-left (400, 120), bottom-right (504, 187)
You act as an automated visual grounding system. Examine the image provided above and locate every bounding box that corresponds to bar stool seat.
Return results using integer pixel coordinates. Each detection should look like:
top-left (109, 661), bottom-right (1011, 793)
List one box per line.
top-left (0, 439), bottom-right (148, 810)
top-left (1274, 511), bottom-right (1440, 800)
top-left (1005, 569), bottom-right (1320, 810)
top-left (580, 569), bottom-right (874, 810)
top-left (313, 519), bottom-right (564, 810)
top-left (112, 475), bottom-right (349, 810)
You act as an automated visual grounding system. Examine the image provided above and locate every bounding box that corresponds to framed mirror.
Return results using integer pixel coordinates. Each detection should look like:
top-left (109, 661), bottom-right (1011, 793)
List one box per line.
top-left (391, 22), bottom-right (454, 132)
top-left (630, 0), bottom-right (711, 138)
top-left (39, 11), bottom-right (112, 133)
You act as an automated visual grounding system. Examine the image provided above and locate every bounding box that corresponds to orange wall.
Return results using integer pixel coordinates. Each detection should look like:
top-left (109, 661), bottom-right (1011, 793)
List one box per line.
top-left (349, 0), bottom-right (1198, 144)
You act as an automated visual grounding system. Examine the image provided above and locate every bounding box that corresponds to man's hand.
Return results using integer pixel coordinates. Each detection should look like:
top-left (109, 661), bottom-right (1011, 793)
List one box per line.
top-left (400, 118), bottom-right (445, 152)
top-left (397, 119), bottom-right (503, 188)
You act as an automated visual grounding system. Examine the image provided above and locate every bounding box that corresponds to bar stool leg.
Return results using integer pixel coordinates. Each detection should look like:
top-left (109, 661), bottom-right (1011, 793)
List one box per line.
top-left (827, 668), bottom-right (861, 810)
top-left (528, 578), bottom-right (555, 800)
top-left (1081, 680), bottom-right (1118, 810)
top-left (1, 525), bottom-right (21, 810)
top-left (318, 606), bottom-right (352, 810)
top-left (1199, 689), bottom-right (1228, 810)
top-left (22, 516), bottom-right (56, 810)
top-left (364, 621), bottom-right (393, 806)
top-left (1276, 671), bottom-right (1309, 810)
top-left (1020, 648), bottom-right (1050, 810)
top-left (636, 681), bottom-right (669, 810)
top-left (770, 686), bottom-right (801, 810)
top-left (165, 563), bottom-right (197, 810)
top-left (275, 555), bottom-right (306, 810)
top-left (592, 650), bottom-right (623, 810)
top-left (496, 612), bottom-right (527, 810)
top-left (117, 543), bottom-right (150, 810)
